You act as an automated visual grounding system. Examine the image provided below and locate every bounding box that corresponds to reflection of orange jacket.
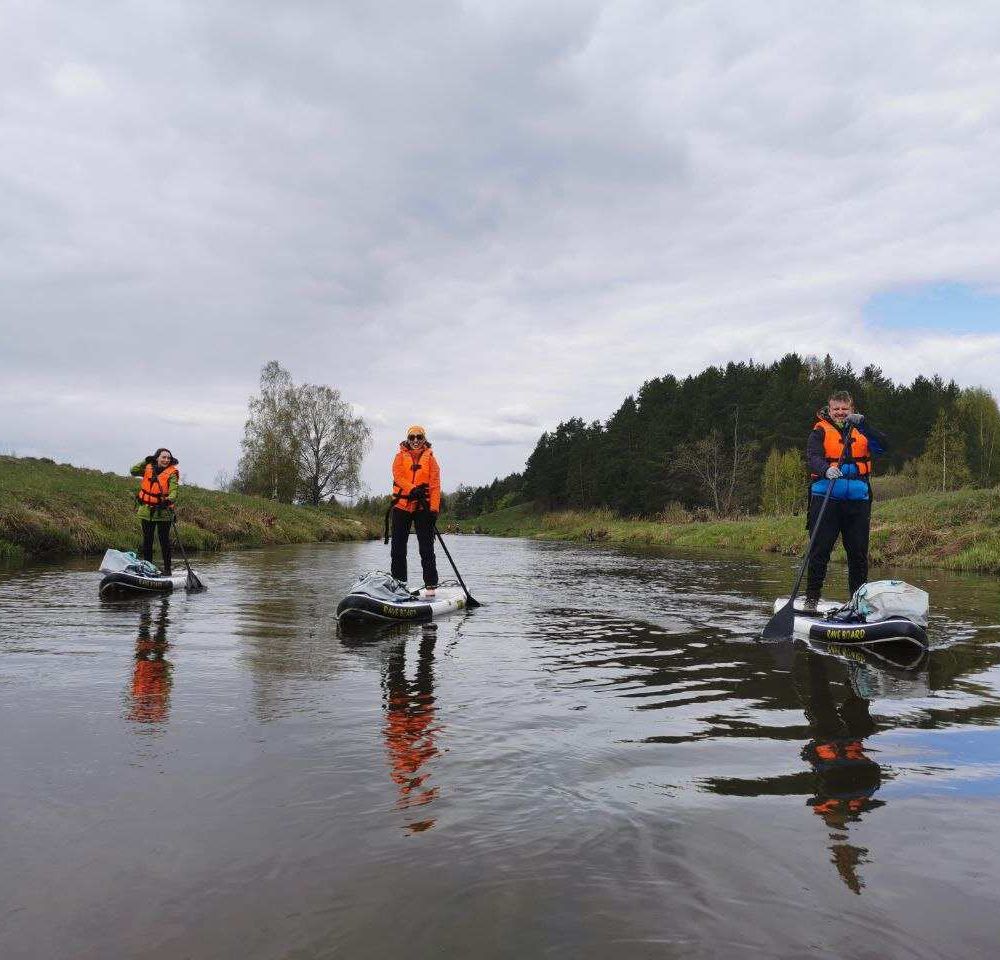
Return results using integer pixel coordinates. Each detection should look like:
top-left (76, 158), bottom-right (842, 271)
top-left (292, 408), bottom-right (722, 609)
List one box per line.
top-left (385, 692), bottom-right (439, 805)
top-left (392, 443), bottom-right (441, 512)
top-left (129, 658), bottom-right (171, 723)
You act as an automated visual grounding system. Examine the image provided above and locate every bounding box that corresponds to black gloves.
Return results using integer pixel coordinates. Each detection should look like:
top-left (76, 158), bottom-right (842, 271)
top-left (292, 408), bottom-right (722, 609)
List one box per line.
top-left (408, 483), bottom-right (429, 502)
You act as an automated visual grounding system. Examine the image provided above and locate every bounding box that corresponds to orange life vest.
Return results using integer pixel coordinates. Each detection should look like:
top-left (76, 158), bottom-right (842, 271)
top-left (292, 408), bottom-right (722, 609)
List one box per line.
top-left (138, 463), bottom-right (178, 507)
top-left (391, 443), bottom-right (441, 513)
top-left (811, 418), bottom-right (871, 479)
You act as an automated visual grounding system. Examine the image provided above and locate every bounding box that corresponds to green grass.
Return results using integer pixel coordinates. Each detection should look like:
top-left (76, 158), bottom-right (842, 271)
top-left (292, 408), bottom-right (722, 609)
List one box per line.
top-left (0, 455), bottom-right (378, 562)
top-left (457, 488), bottom-right (1000, 574)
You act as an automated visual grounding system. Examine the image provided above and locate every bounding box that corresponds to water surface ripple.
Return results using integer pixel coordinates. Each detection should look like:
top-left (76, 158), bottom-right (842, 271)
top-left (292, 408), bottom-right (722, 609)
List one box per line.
top-left (2, 537), bottom-right (999, 959)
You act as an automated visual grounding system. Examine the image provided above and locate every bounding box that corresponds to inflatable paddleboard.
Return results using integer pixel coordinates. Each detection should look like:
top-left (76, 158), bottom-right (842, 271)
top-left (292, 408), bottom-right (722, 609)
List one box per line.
top-left (337, 585), bottom-right (466, 626)
top-left (97, 548), bottom-right (202, 598)
top-left (772, 597), bottom-right (928, 650)
top-left (99, 570), bottom-right (196, 598)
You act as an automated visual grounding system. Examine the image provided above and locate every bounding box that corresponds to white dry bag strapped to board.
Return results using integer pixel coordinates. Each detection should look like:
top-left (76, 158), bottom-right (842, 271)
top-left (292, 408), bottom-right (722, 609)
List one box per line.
top-left (844, 580), bottom-right (929, 626)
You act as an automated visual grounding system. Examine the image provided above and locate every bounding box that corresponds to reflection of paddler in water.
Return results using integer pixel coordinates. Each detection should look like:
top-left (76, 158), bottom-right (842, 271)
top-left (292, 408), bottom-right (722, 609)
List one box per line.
top-left (382, 630), bottom-right (441, 832)
top-left (128, 597), bottom-right (173, 725)
top-left (795, 649), bottom-right (884, 895)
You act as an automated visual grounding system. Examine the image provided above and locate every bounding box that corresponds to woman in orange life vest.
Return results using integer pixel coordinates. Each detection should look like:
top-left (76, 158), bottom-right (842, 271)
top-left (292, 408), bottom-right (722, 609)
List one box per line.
top-left (129, 448), bottom-right (179, 575)
top-left (390, 426), bottom-right (440, 596)
top-left (804, 390), bottom-right (888, 610)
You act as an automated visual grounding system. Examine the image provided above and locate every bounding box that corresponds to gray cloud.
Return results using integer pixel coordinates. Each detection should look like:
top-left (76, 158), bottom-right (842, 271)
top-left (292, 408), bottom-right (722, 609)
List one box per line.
top-left (3, 1), bottom-right (1000, 493)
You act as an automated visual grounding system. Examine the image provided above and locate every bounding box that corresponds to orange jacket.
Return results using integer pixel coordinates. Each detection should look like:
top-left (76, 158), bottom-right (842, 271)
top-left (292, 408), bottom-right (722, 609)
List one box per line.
top-left (138, 463), bottom-right (179, 507)
top-left (811, 417), bottom-right (871, 479)
top-left (392, 443), bottom-right (441, 513)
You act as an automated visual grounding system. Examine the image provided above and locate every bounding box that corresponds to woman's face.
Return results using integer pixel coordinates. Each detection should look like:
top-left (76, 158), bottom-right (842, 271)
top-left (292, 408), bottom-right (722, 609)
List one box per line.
top-left (156, 450), bottom-right (173, 467)
top-left (407, 431), bottom-right (425, 449)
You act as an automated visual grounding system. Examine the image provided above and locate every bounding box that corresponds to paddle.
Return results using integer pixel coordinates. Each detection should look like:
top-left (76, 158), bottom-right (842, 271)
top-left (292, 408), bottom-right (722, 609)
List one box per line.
top-left (170, 516), bottom-right (206, 592)
top-left (433, 521), bottom-right (481, 608)
top-left (761, 422), bottom-right (851, 641)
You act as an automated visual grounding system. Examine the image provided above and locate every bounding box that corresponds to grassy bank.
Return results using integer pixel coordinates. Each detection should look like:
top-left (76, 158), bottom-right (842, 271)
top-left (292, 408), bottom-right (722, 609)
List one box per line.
top-left (0, 456), bottom-right (378, 563)
top-left (455, 488), bottom-right (1000, 574)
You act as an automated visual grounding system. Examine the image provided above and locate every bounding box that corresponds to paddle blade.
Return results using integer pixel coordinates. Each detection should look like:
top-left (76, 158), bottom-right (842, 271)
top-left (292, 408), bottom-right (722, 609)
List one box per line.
top-left (465, 594), bottom-right (482, 609)
top-left (186, 570), bottom-right (206, 593)
top-left (761, 600), bottom-right (794, 641)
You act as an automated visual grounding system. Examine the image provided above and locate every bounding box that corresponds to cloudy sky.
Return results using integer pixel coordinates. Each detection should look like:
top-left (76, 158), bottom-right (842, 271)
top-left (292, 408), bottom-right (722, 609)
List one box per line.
top-left (3, 1), bottom-right (1000, 493)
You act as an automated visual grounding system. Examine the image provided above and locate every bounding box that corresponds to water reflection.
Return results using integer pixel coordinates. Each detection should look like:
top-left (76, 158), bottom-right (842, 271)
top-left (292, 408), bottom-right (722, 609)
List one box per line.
top-left (126, 597), bottom-right (173, 727)
top-left (381, 629), bottom-right (441, 833)
top-left (797, 651), bottom-right (885, 895)
top-left (4, 540), bottom-right (1000, 958)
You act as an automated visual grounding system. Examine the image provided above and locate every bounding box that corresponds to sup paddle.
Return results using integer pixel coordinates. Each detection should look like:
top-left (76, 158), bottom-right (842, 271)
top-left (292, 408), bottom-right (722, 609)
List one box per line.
top-left (761, 422), bottom-right (851, 641)
top-left (170, 516), bottom-right (206, 592)
top-left (433, 522), bottom-right (481, 608)
top-left (401, 491), bottom-right (482, 608)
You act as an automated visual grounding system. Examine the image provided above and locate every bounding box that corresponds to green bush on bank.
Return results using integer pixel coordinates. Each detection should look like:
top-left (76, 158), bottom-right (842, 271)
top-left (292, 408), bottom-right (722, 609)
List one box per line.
top-left (0, 456), bottom-right (378, 562)
top-left (457, 487), bottom-right (1000, 575)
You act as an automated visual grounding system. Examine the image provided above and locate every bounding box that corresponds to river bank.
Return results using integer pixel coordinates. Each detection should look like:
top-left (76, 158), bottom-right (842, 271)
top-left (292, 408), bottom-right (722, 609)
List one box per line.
top-left (454, 487), bottom-right (1000, 574)
top-left (0, 455), bottom-right (377, 563)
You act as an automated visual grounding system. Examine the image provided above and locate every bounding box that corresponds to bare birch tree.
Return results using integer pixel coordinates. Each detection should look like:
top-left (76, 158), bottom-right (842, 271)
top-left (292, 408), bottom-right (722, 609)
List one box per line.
top-left (235, 363), bottom-right (371, 504)
top-left (674, 409), bottom-right (756, 517)
top-left (293, 384), bottom-right (372, 505)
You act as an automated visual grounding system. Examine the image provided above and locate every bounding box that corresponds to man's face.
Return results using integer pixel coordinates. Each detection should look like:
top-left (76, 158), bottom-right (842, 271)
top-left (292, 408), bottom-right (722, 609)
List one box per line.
top-left (828, 398), bottom-right (853, 424)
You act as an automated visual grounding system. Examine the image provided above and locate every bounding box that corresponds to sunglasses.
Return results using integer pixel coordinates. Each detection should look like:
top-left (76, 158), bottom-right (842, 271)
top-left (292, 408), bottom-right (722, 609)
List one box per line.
top-left (408, 434), bottom-right (425, 441)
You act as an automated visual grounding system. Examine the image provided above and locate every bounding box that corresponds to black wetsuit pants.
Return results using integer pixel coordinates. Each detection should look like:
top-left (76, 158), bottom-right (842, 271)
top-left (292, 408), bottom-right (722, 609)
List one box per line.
top-left (141, 520), bottom-right (173, 573)
top-left (806, 496), bottom-right (871, 601)
top-left (390, 508), bottom-right (438, 587)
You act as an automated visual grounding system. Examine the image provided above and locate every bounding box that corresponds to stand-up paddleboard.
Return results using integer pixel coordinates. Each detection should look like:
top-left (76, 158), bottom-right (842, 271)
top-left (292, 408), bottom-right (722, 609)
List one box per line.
top-left (337, 585), bottom-right (466, 626)
top-left (772, 597), bottom-right (928, 651)
top-left (337, 571), bottom-right (467, 627)
top-left (100, 570), bottom-right (196, 598)
top-left (97, 549), bottom-right (202, 598)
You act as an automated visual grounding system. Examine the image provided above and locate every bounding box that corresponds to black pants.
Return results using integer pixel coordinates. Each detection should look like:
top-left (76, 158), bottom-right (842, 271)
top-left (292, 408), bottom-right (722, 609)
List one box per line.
top-left (141, 520), bottom-right (172, 573)
top-left (390, 508), bottom-right (438, 587)
top-left (806, 496), bottom-right (871, 600)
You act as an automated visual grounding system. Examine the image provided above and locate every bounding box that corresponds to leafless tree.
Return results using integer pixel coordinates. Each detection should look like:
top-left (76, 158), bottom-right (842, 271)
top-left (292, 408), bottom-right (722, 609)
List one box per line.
top-left (674, 410), bottom-right (756, 517)
top-left (294, 384), bottom-right (372, 505)
top-left (235, 362), bottom-right (371, 505)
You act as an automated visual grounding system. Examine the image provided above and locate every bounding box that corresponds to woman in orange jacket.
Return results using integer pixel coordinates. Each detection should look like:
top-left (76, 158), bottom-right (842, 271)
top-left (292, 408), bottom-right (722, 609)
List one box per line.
top-left (390, 425), bottom-right (440, 595)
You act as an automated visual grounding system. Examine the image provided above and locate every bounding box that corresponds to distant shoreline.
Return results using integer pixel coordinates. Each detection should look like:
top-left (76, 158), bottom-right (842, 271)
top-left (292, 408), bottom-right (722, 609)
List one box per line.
top-left (454, 490), bottom-right (1000, 575)
top-left (0, 455), bottom-right (378, 564)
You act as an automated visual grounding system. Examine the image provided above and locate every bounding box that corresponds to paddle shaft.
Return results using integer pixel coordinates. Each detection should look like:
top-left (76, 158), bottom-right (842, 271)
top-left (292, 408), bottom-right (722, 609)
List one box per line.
top-left (432, 523), bottom-right (481, 608)
top-left (170, 517), bottom-right (204, 591)
top-left (785, 471), bottom-right (838, 605)
top-left (390, 493), bottom-right (482, 607)
top-left (761, 422), bottom-right (853, 639)
top-left (794, 423), bottom-right (858, 600)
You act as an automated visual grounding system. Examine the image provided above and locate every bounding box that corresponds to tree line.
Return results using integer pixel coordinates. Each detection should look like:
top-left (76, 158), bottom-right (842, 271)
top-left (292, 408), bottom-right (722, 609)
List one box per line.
top-left (448, 354), bottom-right (1000, 520)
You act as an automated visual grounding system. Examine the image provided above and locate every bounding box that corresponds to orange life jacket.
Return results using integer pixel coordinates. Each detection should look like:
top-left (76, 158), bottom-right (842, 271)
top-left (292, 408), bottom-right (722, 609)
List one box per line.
top-left (138, 463), bottom-right (178, 507)
top-left (811, 417), bottom-right (871, 479)
top-left (391, 443), bottom-right (441, 513)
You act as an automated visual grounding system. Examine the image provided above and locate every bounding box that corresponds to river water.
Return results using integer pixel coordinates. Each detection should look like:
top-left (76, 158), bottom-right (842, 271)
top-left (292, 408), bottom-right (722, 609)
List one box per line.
top-left (1, 537), bottom-right (999, 959)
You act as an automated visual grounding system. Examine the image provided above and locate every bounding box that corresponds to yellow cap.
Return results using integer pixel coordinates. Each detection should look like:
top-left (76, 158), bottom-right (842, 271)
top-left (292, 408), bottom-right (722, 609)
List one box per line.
top-left (406, 425), bottom-right (427, 438)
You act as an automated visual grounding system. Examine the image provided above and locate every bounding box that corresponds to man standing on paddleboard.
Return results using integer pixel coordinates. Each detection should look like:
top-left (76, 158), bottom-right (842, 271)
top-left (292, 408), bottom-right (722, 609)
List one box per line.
top-left (803, 390), bottom-right (888, 611)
